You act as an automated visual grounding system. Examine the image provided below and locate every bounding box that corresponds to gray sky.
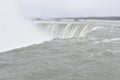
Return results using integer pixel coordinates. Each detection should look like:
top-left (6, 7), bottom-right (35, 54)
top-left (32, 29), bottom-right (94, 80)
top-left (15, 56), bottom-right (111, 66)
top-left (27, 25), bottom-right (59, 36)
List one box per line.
top-left (18, 0), bottom-right (120, 18)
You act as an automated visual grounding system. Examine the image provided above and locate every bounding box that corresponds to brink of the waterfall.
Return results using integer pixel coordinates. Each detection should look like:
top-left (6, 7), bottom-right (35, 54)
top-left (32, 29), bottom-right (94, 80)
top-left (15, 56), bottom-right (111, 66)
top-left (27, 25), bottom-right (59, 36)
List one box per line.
top-left (0, 19), bottom-right (120, 80)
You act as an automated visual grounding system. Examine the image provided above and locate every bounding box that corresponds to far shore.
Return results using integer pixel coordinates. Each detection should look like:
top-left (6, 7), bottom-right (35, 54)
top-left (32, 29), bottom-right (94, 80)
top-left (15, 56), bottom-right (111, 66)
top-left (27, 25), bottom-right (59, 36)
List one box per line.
top-left (31, 16), bottom-right (120, 21)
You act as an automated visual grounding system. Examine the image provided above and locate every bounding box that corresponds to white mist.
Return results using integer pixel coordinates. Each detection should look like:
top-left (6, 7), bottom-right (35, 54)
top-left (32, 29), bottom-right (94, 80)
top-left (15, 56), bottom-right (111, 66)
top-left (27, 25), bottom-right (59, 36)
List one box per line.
top-left (0, 0), bottom-right (51, 52)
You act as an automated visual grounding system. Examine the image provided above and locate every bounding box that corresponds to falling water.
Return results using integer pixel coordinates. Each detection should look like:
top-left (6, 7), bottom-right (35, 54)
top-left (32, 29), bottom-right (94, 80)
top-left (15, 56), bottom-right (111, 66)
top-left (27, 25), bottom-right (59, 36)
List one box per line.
top-left (34, 21), bottom-right (108, 38)
top-left (0, 20), bottom-right (120, 80)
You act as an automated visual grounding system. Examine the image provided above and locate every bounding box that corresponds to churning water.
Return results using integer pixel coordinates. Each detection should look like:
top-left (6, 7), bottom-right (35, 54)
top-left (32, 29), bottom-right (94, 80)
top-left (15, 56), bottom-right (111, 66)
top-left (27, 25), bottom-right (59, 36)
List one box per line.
top-left (0, 0), bottom-right (120, 80)
top-left (0, 20), bottom-right (120, 80)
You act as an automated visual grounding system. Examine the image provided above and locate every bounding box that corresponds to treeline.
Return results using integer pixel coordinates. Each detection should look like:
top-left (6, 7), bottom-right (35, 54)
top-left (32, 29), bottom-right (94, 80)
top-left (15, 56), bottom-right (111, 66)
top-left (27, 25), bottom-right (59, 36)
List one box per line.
top-left (57, 16), bottom-right (120, 20)
top-left (33, 16), bottom-right (120, 21)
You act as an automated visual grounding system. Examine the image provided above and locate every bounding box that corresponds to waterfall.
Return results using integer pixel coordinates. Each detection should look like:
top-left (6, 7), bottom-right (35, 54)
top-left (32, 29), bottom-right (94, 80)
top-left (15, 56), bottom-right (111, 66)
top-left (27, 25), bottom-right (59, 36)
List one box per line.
top-left (34, 20), bottom-right (120, 39)
top-left (35, 22), bottom-right (99, 38)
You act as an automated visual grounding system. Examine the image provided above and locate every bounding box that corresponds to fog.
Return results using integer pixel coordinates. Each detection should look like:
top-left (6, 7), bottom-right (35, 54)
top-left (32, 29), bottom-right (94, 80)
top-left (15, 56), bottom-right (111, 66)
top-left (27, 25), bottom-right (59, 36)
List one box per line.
top-left (0, 0), bottom-right (51, 52)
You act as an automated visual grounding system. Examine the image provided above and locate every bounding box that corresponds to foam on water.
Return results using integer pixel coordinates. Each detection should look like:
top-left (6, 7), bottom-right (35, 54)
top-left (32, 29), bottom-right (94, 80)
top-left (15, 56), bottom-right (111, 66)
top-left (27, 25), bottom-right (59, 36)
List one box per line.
top-left (0, 37), bottom-right (120, 80)
top-left (102, 38), bottom-right (120, 42)
top-left (0, 1), bottom-right (120, 80)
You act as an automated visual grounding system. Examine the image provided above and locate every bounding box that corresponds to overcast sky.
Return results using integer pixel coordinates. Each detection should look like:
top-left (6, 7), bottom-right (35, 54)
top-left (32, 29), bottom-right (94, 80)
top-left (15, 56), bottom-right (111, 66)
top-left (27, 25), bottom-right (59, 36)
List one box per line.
top-left (18, 0), bottom-right (120, 18)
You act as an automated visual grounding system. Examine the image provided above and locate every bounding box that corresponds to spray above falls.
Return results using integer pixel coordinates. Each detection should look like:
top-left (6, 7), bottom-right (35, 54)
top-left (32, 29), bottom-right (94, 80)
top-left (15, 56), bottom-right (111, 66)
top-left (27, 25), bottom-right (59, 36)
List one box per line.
top-left (0, 0), bottom-right (120, 52)
top-left (0, 0), bottom-right (51, 52)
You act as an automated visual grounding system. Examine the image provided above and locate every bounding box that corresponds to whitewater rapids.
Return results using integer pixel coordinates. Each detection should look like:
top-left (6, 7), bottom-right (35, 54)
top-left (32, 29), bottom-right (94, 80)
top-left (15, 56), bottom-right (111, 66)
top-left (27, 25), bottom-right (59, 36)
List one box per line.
top-left (0, 20), bottom-right (120, 80)
top-left (1, 0), bottom-right (120, 80)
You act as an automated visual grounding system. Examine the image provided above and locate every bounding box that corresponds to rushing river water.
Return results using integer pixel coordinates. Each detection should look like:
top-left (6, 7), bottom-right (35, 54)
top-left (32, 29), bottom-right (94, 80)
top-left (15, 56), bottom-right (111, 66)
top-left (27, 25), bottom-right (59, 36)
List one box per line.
top-left (0, 20), bottom-right (120, 80)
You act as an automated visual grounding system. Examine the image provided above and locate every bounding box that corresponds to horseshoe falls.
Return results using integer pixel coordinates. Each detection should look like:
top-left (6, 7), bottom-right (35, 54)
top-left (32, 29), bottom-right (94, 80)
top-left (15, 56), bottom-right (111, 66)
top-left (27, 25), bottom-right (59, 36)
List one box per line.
top-left (1, 17), bottom-right (120, 80)
top-left (1, 0), bottom-right (120, 79)
top-left (34, 20), bottom-right (120, 39)
top-left (35, 22), bottom-right (95, 38)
